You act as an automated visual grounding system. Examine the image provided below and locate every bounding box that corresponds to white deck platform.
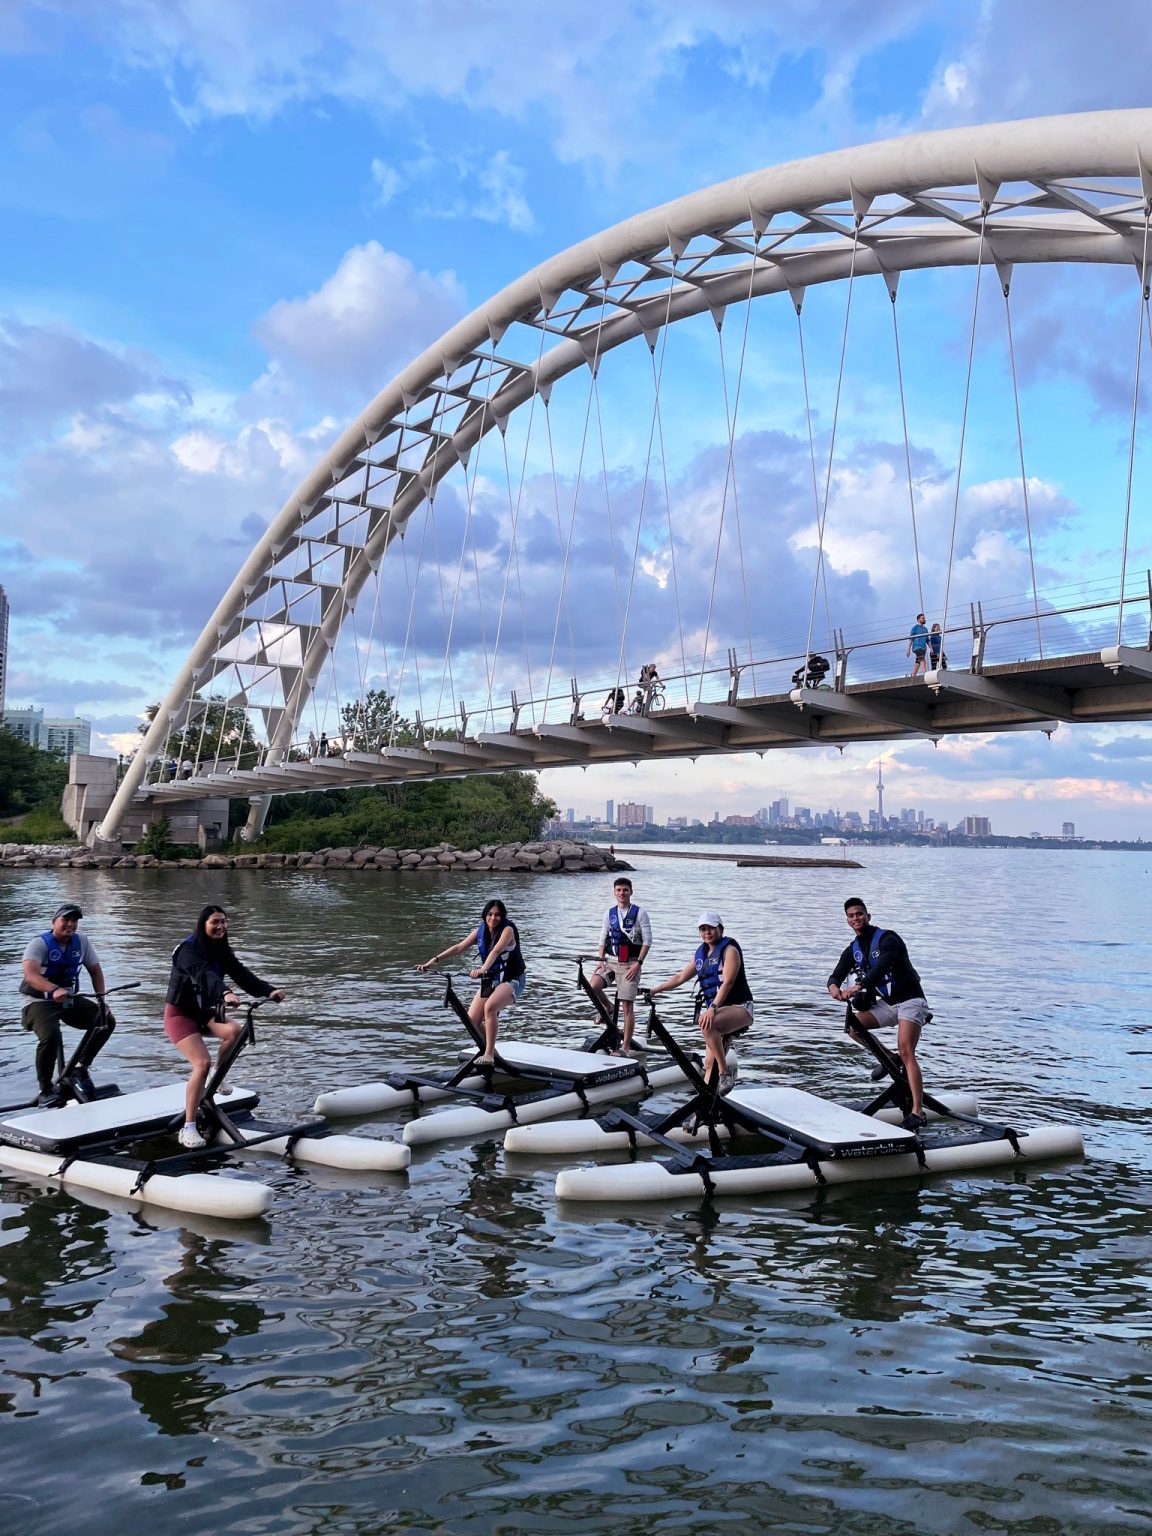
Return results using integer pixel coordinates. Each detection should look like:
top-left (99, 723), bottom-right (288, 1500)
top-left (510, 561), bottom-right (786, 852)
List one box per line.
top-left (728, 1086), bottom-right (916, 1147)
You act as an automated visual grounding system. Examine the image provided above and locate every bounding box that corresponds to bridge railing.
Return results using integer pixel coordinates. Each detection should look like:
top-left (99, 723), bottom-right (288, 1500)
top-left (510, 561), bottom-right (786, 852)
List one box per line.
top-left (136, 577), bottom-right (1152, 783)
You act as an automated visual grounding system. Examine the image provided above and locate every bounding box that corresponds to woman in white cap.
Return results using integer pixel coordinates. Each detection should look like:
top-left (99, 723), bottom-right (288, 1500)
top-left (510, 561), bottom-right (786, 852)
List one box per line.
top-left (648, 912), bottom-right (753, 1093)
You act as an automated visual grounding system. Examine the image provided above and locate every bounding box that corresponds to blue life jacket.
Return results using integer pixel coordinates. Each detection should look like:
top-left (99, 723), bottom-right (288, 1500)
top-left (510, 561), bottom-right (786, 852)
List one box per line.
top-left (476, 917), bottom-right (525, 984)
top-left (38, 930), bottom-right (84, 992)
top-left (694, 936), bottom-right (752, 1008)
top-left (851, 928), bottom-right (891, 999)
top-left (606, 904), bottom-right (642, 959)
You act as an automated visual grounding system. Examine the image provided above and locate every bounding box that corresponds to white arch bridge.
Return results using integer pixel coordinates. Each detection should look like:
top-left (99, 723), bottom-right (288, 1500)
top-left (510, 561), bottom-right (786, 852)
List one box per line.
top-left (98, 109), bottom-right (1152, 843)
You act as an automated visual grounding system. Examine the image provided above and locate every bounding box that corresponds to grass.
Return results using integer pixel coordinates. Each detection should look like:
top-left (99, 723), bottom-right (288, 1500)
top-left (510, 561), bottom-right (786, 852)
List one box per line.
top-left (6, 807), bottom-right (77, 844)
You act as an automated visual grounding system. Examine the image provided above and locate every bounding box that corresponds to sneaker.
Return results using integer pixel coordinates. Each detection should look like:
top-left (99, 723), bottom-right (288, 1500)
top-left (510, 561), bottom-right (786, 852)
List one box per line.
top-left (870, 1063), bottom-right (889, 1082)
top-left (901, 1112), bottom-right (927, 1132)
top-left (71, 1070), bottom-right (96, 1098)
top-left (178, 1123), bottom-right (207, 1150)
top-left (37, 1088), bottom-right (64, 1108)
top-left (717, 1071), bottom-right (735, 1097)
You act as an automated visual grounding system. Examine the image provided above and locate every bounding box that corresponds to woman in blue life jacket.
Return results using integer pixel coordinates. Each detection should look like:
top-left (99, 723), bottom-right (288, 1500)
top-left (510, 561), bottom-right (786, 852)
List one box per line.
top-left (647, 911), bottom-right (753, 1094)
top-left (164, 905), bottom-right (285, 1149)
top-left (416, 899), bottom-right (526, 1065)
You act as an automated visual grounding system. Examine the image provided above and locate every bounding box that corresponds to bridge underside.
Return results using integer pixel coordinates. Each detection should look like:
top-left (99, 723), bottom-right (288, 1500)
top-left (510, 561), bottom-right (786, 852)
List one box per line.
top-left (139, 649), bottom-right (1152, 807)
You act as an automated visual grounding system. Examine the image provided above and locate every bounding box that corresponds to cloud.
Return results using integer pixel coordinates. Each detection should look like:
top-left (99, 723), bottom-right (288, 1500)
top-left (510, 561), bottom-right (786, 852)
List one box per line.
top-left (919, 0), bottom-right (1152, 127)
top-left (369, 157), bottom-right (402, 207)
top-left (251, 241), bottom-right (466, 406)
top-left (16, 0), bottom-right (935, 170)
top-left (0, 318), bottom-right (188, 448)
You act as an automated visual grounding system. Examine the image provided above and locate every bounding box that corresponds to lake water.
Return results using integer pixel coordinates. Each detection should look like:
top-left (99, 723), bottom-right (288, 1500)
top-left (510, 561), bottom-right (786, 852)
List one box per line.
top-left (0, 848), bottom-right (1149, 1535)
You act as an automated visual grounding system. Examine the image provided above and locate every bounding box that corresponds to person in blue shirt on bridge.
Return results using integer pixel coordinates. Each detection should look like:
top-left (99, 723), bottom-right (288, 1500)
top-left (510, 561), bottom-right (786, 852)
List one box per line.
top-left (590, 876), bottom-right (652, 1053)
top-left (826, 896), bottom-right (930, 1129)
top-left (907, 613), bottom-right (929, 676)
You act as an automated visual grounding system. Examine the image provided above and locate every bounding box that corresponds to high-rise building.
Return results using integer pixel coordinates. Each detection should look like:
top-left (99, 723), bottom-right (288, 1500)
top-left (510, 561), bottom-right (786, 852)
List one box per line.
top-left (1062, 821), bottom-right (1075, 838)
top-left (606, 799), bottom-right (614, 825)
top-left (565, 808), bottom-right (575, 823)
top-left (645, 805), bottom-right (654, 824)
top-left (0, 585), bottom-right (8, 715)
top-left (617, 801), bottom-right (647, 828)
top-left (3, 705), bottom-right (92, 757)
top-left (961, 815), bottom-right (991, 837)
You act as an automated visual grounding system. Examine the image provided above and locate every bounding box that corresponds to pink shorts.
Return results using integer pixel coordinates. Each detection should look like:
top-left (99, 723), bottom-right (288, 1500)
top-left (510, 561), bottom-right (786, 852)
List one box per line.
top-left (163, 1004), bottom-right (208, 1045)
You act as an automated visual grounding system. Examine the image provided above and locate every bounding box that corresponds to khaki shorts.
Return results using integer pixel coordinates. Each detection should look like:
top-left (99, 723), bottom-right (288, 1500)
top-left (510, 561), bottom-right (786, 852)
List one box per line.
top-left (595, 958), bottom-right (641, 1002)
top-left (868, 996), bottom-right (930, 1030)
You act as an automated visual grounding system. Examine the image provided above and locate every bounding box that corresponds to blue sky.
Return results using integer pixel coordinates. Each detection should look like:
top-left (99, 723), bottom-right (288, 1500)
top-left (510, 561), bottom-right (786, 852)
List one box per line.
top-left (2, 0), bottom-right (1152, 836)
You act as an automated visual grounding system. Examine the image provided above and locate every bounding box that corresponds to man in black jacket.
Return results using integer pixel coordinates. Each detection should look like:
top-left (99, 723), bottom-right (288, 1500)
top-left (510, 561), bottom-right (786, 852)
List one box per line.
top-left (827, 896), bottom-right (930, 1130)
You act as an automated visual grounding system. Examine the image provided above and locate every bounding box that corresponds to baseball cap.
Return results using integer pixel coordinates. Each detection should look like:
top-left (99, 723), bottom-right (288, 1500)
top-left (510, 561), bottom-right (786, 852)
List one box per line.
top-left (53, 903), bottom-right (83, 922)
top-left (697, 910), bottom-right (722, 929)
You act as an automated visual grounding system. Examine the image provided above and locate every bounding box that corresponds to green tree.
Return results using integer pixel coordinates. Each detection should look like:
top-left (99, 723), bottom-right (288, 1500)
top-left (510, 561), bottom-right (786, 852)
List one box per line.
top-left (338, 688), bottom-right (414, 751)
top-left (140, 695), bottom-right (262, 771)
top-left (0, 727), bottom-right (69, 817)
top-left (261, 771), bottom-right (558, 852)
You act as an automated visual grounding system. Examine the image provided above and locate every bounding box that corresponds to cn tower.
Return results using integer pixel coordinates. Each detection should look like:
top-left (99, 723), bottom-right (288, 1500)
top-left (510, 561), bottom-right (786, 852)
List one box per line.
top-left (876, 757), bottom-right (885, 823)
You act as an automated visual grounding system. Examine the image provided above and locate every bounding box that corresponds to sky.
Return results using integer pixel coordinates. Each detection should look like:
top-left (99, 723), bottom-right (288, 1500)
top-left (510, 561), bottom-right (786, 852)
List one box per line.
top-left (2, 0), bottom-right (1152, 837)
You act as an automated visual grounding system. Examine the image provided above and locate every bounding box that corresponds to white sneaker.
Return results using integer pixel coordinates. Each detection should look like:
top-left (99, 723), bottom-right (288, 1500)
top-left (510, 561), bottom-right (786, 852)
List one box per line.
top-left (718, 1071), bottom-right (736, 1097)
top-left (178, 1123), bottom-right (206, 1150)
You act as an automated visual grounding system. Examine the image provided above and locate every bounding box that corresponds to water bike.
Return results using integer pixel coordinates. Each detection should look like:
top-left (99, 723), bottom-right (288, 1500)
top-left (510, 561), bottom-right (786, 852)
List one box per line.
top-left (0, 997), bottom-right (409, 1221)
top-left (501, 994), bottom-right (1082, 1203)
top-left (314, 961), bottom-right (694, 1145)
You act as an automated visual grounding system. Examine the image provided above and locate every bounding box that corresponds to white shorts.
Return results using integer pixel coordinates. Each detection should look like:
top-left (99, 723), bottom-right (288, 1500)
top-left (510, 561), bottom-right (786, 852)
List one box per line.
top-left (867, 996), bottom-right (930, 1030)
top-left (594, 958), bottom-right (641, 1002)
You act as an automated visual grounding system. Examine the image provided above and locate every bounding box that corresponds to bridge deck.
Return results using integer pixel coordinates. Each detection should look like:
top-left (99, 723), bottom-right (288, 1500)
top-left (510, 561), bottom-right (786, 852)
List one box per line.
top-left (141, 648), bottom-right (1152, 802)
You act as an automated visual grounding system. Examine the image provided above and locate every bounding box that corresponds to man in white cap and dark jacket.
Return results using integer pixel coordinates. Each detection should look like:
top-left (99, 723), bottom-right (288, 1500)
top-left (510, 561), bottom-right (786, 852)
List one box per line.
top-left (648, 911), bottom-right (753, 1093)
top-left (20, 903), bottom-right (116, 1105)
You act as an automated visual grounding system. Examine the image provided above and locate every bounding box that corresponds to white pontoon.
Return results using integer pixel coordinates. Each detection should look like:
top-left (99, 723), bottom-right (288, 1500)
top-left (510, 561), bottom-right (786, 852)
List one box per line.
top-left (520, 1000), bottom-right (1083, 1204)
top-left (315, 966), bottom-right (694, 1145)
top-left (0, 998), bottom-right (409, 1220)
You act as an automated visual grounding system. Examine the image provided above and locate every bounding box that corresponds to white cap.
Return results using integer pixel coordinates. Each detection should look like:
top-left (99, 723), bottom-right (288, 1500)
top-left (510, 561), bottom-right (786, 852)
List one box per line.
top-left (697, 911), bottom-right (722, 929)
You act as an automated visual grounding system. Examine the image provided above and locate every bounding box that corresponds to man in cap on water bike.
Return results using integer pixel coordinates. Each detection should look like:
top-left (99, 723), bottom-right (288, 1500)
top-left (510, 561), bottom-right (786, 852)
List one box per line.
top-left (826, 896), bottom-right (930, 1129)
top-left (20, 903), bottom-right (116, 1105)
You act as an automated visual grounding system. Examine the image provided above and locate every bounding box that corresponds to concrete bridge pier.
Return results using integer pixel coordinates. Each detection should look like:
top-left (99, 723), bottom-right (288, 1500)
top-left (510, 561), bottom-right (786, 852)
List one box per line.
top-left (67, 754), bottom-right (229, 853)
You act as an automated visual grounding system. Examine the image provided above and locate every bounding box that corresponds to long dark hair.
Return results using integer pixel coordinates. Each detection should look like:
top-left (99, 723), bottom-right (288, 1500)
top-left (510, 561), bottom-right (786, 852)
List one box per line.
top-left (193, 904), bottom-right (234, 962)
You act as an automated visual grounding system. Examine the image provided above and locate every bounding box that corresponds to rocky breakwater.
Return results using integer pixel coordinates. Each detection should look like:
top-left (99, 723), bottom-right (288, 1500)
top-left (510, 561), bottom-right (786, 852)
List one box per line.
top-left (0, 839), bottom-right (631, 875)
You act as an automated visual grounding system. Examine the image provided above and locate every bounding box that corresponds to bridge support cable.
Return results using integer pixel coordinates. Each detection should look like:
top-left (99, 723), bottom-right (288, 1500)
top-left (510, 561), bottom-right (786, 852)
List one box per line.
top-left (999, 267), bottom-right (1044, 659)
top-left (540, 333), bottom-right (599, 724)
top-left (484, 317), bottom-right (550, 732)
top-left (614, 268), bottom-right (679, 707)
top-left (592, 344), bottom-right (626, 681)
top-left (888, 277), bottom-right (926, 621)
top-left (939, 209), bottom-right (989, 663)
top-left (650, 317), bottom-right (691, 713)
top-left (708, 252), bottom-right (759, 699)
top-left (390, 498), bottom-right (431, 746)
top-left (802, 220), bottom-right (862, 678)
top-left (1117, 199), bottom-right (1152, 647)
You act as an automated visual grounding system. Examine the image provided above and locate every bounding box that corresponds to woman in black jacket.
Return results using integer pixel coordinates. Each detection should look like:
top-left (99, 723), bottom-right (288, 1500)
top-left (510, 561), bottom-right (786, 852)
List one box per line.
top-left (164, 905), bottom-right (284, 1148)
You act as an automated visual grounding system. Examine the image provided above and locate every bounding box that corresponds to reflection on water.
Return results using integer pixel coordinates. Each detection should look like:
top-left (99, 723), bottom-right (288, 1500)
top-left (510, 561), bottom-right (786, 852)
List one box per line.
top-left (1, 849), bottom-right (1150, 1534)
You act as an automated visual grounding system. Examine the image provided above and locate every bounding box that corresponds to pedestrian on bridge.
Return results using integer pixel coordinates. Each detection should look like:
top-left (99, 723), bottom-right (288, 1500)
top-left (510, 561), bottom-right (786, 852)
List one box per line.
top-left (907, 613), bottom-right (929, 676)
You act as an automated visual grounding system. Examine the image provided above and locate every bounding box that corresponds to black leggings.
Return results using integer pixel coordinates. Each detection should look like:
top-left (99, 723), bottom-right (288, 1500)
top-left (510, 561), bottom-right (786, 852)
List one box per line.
top-left (21, 997), bottom-right (112, 1090)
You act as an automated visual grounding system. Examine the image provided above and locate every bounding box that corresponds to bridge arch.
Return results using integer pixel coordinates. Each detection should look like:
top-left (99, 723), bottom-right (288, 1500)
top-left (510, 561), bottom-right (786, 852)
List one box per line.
top-left (98, 108), bottom-right (1152, 842)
